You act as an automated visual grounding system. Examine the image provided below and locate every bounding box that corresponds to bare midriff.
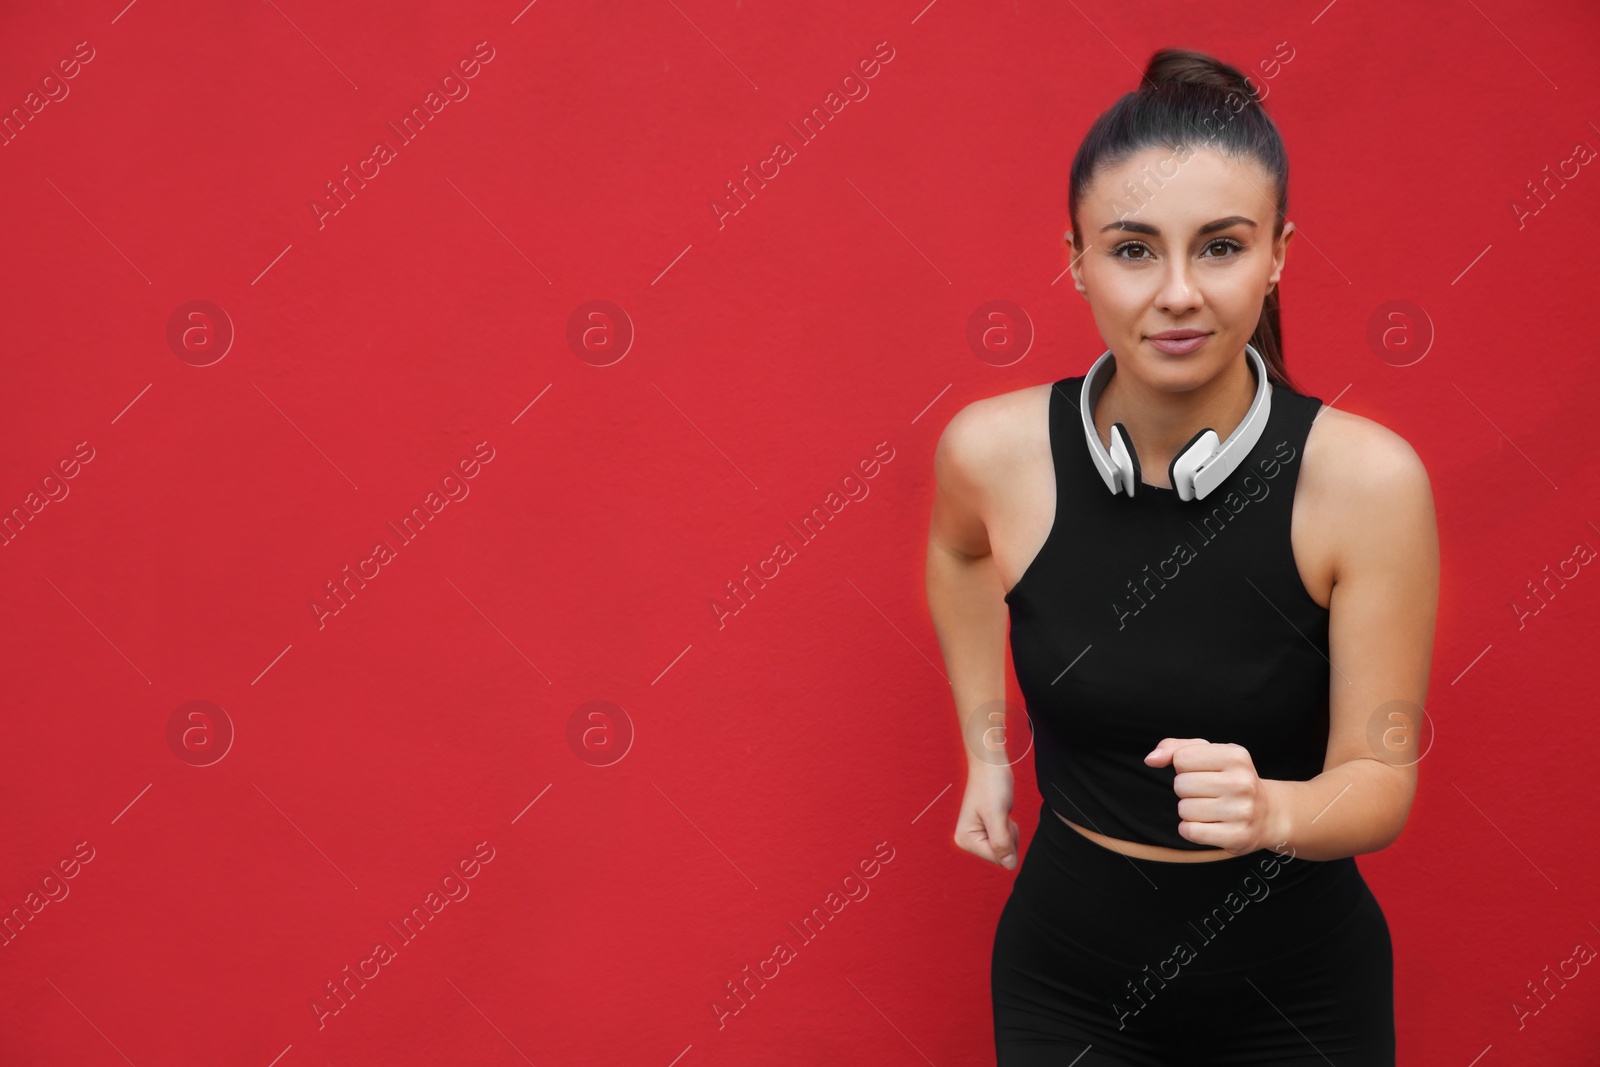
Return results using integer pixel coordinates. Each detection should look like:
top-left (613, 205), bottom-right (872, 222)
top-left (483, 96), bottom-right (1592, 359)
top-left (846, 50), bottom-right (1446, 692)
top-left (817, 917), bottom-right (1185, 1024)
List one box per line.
top-left (1054, 808), bottom-right (1240, 862)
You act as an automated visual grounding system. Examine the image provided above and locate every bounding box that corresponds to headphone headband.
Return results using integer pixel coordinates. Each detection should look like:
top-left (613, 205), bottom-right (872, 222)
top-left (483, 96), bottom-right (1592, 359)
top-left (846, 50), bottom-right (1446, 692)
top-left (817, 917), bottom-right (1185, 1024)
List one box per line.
top-left (1079, 343), bottom-right (1273, 501)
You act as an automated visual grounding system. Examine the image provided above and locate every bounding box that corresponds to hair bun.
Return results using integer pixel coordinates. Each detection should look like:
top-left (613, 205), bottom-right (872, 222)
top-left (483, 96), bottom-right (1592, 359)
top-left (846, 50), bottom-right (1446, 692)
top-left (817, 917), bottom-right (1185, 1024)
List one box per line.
top-left (1141, 47), bottom-right (1258, 102)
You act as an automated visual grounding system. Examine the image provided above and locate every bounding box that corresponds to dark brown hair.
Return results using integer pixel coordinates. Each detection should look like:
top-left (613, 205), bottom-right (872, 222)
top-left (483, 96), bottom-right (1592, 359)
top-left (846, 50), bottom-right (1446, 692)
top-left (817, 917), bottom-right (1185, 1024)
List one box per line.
top-left (1068, 48), bottom-right (1295, 391)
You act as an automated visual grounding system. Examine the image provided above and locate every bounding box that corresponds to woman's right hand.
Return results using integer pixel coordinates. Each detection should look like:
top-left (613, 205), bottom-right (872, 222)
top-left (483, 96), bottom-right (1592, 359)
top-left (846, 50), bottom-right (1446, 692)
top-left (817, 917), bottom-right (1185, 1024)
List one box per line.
top-left (954, 763), bottom-right (1021, 870)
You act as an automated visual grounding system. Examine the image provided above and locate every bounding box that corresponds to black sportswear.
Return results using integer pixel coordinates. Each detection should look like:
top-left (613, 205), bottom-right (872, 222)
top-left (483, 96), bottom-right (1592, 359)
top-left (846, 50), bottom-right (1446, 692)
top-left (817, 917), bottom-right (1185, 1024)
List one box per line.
top-left (1005, 375), bottom-right (1331, 850)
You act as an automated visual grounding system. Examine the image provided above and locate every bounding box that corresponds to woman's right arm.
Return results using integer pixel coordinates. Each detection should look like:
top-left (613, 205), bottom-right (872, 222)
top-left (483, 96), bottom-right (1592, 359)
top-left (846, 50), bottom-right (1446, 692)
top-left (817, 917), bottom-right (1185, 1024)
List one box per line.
top-left (926, 403), bottom-right (1021, 871)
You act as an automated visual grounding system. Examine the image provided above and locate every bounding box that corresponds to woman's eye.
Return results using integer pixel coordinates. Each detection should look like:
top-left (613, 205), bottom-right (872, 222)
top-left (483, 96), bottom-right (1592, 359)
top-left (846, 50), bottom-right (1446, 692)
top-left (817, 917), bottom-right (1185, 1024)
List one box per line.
top-left (1110, 238), bottom-right (1244, 262)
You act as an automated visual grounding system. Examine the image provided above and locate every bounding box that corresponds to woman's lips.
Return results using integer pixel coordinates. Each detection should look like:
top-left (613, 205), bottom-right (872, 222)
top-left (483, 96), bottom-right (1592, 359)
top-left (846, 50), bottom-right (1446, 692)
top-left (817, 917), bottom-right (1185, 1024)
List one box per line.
top-left (1146, 334), bottom-right (1210, 355)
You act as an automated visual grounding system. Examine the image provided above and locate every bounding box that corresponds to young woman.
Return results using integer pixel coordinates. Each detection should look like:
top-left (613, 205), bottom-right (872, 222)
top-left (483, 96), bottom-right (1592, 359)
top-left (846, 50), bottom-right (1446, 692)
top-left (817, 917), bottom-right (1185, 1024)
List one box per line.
top-left (925, 49), bottom-right (1439, 1065)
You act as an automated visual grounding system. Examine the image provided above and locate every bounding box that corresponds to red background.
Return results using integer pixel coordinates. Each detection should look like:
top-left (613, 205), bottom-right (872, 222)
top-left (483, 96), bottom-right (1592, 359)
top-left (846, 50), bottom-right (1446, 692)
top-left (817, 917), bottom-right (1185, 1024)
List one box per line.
top-left (3, 1), bottom-right (1598, 1064)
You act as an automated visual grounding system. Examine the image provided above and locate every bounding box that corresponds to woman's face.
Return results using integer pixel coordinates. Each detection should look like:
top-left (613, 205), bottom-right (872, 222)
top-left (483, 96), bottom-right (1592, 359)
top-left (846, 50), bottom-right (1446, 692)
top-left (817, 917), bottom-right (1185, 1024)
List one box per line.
top-left (1069, 145), bottom-right (1292, 390)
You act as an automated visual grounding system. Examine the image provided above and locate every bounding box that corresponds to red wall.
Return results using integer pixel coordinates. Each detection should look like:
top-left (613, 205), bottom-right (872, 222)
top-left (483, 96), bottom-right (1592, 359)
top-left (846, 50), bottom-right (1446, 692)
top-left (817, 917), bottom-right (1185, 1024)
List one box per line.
top-left (2, 1), bottom-right (1597, 1063)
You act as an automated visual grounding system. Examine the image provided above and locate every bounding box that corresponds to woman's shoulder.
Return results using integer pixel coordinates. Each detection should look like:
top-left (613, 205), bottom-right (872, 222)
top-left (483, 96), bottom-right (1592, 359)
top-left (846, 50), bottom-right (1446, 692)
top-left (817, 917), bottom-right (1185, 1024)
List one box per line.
top-left (1299, 401), bottom-right (1434, 536)
top-left (932, 381), bottom-right (1061, 503)
top-left (936, 380), bottom-right (1058, 460)
top-left (1302, 402), bottom-right (1429, 482)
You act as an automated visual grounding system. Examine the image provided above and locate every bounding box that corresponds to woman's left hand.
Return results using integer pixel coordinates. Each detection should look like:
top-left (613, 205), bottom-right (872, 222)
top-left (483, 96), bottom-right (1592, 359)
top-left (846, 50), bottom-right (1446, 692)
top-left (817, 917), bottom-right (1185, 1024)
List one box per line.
top-left (1144, 737), bottom-right (1287, 855)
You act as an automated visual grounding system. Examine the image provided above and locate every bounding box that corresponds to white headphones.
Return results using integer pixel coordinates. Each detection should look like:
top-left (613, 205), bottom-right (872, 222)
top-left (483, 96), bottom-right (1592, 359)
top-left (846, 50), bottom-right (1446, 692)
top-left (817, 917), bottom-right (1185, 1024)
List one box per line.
top-left (1079, 342), bottom-right (1273, 502)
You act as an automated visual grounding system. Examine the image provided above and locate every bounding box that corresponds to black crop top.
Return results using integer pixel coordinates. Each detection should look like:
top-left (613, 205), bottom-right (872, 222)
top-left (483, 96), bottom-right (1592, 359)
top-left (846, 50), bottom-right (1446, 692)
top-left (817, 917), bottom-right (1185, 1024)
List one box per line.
top-left (1005, 374), bottom-right (1331, 850)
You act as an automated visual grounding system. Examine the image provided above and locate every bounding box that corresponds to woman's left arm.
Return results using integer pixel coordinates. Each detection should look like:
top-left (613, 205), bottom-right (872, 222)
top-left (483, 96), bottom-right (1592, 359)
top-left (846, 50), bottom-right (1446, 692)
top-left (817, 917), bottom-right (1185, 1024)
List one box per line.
top-left (1263, 417), bottom-right (1441, 861)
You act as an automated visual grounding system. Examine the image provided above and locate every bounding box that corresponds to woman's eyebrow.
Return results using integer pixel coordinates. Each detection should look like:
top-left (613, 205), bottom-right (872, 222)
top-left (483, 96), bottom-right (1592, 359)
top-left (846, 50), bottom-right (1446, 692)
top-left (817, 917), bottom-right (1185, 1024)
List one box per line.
top-left (1097, 215), bottom-right (1258, 237)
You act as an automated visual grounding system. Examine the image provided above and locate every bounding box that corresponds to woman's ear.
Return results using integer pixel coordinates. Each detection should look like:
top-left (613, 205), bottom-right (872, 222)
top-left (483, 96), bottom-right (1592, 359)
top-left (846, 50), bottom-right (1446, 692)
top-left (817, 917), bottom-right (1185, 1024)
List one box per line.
top-left (1065, 230), bottom-right (1089, 296)
top-left (1266, 221), bottom-right (1294, 292)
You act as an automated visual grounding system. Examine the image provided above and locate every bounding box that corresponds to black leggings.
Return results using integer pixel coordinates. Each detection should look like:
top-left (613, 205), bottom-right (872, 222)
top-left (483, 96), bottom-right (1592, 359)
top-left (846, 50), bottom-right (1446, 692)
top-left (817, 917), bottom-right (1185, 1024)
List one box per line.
top-left (992, 800), bottom-right (1395, 1065)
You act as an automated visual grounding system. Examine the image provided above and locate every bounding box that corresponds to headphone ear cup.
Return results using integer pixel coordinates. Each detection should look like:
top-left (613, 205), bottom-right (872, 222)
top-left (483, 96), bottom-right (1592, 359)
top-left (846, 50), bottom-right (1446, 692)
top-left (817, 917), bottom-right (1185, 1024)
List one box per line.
top-left (1170, 427), bottom-right (1219, 501)
top-left (1109, 422), bottom-right (1140, 496)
